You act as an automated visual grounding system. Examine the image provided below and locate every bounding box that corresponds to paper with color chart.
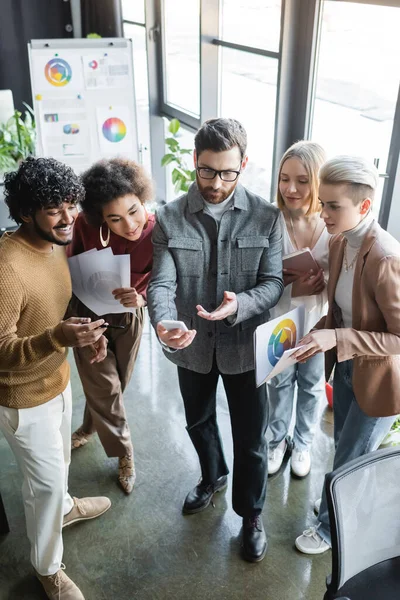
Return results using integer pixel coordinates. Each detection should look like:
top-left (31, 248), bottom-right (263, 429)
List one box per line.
top-left (81, 53), bottom-right (130, 89)
top-left (38, 97), bottom-right (91, 170)
top-left (254, 305), bottom-right (305, 387)
top-left (68, 248), bottom-right (135, 316)
top-left (32, 54), bottom-right (84, 92)
top-left (96, 106), bottom-right (134, 156)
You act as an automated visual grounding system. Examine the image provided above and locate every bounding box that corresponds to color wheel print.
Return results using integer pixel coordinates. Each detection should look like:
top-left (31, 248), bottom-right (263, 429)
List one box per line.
top-left (102, 117), bottom-right (127, 143)
top-left (45, 58), bottom-right (72, 87)
top-left (267, 319), bottom-right (297, 367)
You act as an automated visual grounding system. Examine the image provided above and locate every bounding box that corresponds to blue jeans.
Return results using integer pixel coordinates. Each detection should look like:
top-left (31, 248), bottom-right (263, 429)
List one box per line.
top-left (318, 359), bottom-right (395, 544)
top-left (267, 352), bottom-right (325, 451)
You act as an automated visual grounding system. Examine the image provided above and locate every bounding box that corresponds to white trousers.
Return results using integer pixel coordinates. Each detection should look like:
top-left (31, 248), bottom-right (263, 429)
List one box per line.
top-left (0, 383), bottom-right (74, 575)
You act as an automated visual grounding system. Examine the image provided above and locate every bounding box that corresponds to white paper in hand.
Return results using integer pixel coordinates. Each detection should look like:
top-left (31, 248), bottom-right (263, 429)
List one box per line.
top-left (68, 248), bottom-right (135, 316)
top-left (254, 305), bottom-right (305, 387)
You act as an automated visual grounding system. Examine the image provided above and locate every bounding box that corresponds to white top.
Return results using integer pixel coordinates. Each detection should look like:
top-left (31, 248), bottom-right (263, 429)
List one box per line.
top-left (203, 192), bottom-right (234, 223)
top-left (270, 212), bottom-right (330, 334)
top-left (335, 212), bottom-right (375, 328)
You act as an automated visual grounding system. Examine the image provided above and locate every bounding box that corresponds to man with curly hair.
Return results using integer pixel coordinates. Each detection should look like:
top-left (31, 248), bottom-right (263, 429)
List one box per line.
top-left (0, 157), bottom-right (112, 600)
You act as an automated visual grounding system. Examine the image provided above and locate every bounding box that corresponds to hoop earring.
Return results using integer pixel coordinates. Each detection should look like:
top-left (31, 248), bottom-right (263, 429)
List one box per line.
top-left (99, 222), bottom-right (110, 247)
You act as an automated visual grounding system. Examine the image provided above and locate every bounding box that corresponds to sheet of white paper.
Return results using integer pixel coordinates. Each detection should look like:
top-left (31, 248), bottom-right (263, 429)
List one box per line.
top-left (68, 248), bottom-right (134, 316)
top-left (96, 106), bottom-right (135, 156)
top-left (265, 345), bottom-right (305, 382)
top-left (33, 54), bottom-right (84, 92)
top-left (254, 305), bottom-right (305, 387)
top-left (81, 53), bottom-right (130, 90)
top-left (38, 96), bottom-right (90, 164)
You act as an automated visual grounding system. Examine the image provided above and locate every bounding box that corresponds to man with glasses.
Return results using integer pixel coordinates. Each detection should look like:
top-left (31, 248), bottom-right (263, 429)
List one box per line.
top-left (148, 118), bottom-right (283, 562)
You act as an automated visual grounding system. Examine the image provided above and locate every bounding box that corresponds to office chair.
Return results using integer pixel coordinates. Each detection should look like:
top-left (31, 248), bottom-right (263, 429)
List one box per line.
top-left (324, 446), bottom-right (400, 600)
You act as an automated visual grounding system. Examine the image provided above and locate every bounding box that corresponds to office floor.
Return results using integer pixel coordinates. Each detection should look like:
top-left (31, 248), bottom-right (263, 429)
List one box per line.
top-left (0, 320), bottom-right (334, 600)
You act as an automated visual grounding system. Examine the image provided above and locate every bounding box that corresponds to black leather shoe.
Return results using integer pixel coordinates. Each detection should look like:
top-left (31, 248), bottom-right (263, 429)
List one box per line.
top-left (182, 475), bottom-right (228, 514)
top-left (242, 515), bottom-right (267, 562)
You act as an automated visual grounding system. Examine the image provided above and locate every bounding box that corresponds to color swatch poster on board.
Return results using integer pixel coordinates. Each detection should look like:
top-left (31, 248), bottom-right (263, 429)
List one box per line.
top-left (254, 305), bottom-right (305, 387)
top-left (96, 106), bottom-right (133, 156)
top-left (30, 47), bottom-right (137, 172)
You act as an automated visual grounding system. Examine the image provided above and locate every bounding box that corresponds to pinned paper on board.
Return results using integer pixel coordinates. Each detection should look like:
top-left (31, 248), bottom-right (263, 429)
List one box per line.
top-left (254, 306), bottom-right (305, 387)
top-left (38, 97), bottom-right (90, 167)
top-left (33, 54), bottom-right (84, 92)
top-left (68, 248), bottom-right (135, 316)
top-left (96, 106), bottom-right (134, 155)
top-left (81, 53), bottom-right (130, 89)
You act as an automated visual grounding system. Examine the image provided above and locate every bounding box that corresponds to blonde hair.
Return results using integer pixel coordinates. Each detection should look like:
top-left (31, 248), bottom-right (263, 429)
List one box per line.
top-left (276, 141), bottom-right (326, 215)
top-left (319, 155), bottom-right (378, 205)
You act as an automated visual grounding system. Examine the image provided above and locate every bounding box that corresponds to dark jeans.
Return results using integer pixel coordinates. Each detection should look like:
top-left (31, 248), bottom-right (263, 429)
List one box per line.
top-left (177, 359), bottom-right (269, 518)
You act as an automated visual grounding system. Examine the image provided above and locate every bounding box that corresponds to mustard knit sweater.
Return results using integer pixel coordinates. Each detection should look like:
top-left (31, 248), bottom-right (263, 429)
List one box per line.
top-left (0, 233), bottom-right (71, 409)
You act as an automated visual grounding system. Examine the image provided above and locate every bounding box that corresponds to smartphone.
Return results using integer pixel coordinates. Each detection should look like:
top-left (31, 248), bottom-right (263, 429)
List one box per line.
top-left (160, 319), bottom-right (188, 332)
top-left (104, 324), bottom-right (126, 330)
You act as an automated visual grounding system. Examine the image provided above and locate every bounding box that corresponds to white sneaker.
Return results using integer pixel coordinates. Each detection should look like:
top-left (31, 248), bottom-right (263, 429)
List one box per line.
top-left (295, 525), bottom-right (331, 555)
top-left (291, 448), bottom-right (311, 478)
top-left (268, 439), bottom-right (287, 475)
top-left (314, 498), bottom-right (321, 515)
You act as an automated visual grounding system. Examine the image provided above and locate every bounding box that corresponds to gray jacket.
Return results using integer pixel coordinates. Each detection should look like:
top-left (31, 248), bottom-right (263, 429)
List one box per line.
top-left (147, 182), bottom-right (283, 374)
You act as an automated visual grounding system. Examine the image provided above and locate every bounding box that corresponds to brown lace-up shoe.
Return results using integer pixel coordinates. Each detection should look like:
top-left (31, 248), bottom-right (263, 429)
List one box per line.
top-left (35, 564), bottom-right (85, 599)
top-left (71, 427), bottom-right (92, 450)
top-left (118, 451), bottom-right (136, 494)
top-left (63, 496), bottom-right (111, 528)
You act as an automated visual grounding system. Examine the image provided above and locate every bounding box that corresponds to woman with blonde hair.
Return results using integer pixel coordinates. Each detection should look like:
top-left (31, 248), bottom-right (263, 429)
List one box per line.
top-left (294, 155), bottom-right (398, 554)
top-left (267, 141), bottom-right (329, 478)
top-left (67, 158), bottom-right (155, 494)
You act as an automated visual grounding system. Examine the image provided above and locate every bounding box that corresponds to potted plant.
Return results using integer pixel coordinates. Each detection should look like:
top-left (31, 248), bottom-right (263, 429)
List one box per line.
top-left (161, 118), bottom-right (196, 194)
top-left (0, 104), bottom-right (36, 181)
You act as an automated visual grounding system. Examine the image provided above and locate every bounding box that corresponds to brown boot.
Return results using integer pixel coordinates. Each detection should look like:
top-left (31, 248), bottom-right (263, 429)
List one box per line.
top-left (71, 427), bottom-right (92, 450)
top-left (35, 565), bottom-right (85, 599)
top-left (118, 450), bottom-right (136, 494)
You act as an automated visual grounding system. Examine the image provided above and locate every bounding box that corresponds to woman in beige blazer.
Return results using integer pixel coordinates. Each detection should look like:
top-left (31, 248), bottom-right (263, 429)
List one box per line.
top-left (293, 155), bottom-right (399, 555)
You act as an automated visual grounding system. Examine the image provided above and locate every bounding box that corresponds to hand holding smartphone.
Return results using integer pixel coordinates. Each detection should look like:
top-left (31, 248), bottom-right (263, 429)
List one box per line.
top-left (159, 319), bottom-right (188, 332)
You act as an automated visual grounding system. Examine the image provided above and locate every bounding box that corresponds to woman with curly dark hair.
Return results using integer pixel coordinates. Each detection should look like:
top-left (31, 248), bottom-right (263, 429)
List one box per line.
top-left (67, 158), bottom-right (155, 494)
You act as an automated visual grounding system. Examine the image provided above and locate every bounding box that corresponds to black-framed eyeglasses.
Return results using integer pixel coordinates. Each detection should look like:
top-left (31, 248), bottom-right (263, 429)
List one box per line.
top-left (196, 167), bottom-right (241, 182)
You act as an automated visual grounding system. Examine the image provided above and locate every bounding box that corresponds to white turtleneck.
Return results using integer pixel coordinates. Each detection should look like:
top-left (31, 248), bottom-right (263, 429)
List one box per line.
top-left (334, 212), bottom-right (375, 328)
top-left (203, 191), bottom-right (234, 224)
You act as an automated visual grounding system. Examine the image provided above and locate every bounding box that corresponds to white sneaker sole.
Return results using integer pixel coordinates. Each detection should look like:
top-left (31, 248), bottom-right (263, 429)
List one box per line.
top-left (295, 538), bottom-right (330, 555)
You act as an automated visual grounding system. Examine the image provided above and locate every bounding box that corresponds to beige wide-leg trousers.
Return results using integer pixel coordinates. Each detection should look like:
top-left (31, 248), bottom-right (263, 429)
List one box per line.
top-left (73, 308), bottom-right (144, 457)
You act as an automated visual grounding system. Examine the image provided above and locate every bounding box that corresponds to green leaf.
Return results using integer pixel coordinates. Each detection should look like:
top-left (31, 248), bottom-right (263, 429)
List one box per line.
top-left (168, 118), bottom-right (180, 135)
top-left (171, 168), bottom-right (181, 185)
top-left (161, 154), bottom-right (176, 166)
top-left (165, 137), bottom-right (179, 150)
top-left (174, 180), bottom-right (187, 194)
top-left (180, 149), bottom-right (192, 155)
top-left (190, 169), bottom-right (196, 181)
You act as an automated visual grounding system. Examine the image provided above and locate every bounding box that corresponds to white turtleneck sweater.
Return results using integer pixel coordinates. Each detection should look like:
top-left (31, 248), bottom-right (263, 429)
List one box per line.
top-left (334, 212), bottom-right (375, 328)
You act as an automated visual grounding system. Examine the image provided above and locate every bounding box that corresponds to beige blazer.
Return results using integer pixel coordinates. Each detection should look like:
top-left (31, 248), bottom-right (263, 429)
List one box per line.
top-left (316, 220), bottom-right (400, 417)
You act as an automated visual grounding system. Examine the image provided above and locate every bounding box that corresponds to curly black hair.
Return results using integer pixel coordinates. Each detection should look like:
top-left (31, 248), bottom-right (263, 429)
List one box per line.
top-left (80, 158), bottom-right (154, 227)
top-left (4, 156), bottom-right (85, 225)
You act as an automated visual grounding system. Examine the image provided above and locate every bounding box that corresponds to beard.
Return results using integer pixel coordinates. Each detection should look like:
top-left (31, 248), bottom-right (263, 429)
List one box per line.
top-left (196, 176), bottom-right (238, 204)
top-left (32, 216), bottom-right (73, 246)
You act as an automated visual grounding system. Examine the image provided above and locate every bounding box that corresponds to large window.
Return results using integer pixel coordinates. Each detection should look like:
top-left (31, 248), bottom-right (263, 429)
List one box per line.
top-left (122, 1), bottom-right (152, 173)
top-left (218, 1), bottom-right (281, 200)
top-left (310, 1), bottom-right (400, 216)
top-left (162, 0), bottom-right (200, 118)
top-left (221, 0), bottom-right (281, 53)
top-left (219, 49), bottom-right (278, 199)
